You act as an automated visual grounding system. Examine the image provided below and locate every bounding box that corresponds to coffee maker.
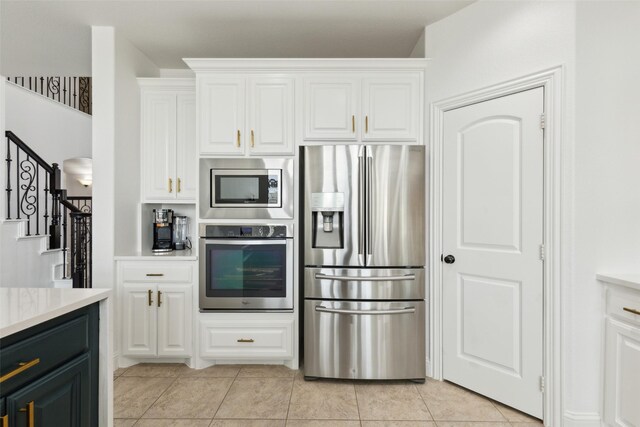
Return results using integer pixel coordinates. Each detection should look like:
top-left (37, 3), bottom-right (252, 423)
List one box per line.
top-left (152, 209), bottom-right (174, 252)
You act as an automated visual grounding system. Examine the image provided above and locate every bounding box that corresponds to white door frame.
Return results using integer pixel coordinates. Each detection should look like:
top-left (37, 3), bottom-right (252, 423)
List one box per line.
top-left (429, 66), bottom-right (564, 426)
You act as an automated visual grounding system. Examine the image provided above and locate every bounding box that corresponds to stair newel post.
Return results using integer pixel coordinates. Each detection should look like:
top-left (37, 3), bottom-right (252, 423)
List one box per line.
top-left (49, 163), bottom-right (61, 249)
top-left (62, 204), bottom-right (68, 278)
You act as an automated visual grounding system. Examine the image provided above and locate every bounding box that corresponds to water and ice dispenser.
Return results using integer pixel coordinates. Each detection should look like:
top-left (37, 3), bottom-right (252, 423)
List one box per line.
top-left (311, 192), bottom-right (344, 248)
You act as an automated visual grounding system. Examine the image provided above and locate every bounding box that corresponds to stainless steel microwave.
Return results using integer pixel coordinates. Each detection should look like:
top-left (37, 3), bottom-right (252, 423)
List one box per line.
top-left (199, 158), bottom-right (294, 219)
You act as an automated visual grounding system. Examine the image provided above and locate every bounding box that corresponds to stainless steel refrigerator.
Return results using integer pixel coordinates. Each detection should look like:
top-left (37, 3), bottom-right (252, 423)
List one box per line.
top-left (302, 144), bottom-right (426, 381)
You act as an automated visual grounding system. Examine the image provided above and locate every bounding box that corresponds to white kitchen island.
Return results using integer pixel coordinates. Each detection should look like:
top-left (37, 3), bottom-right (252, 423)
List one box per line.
top-left (0, 287), bottom-right (112, 427)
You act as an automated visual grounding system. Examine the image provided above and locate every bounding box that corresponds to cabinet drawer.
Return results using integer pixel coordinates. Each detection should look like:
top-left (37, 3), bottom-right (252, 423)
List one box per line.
top-left (607, 288), bottom-right (640, 327)
top-left (0, 315), bottom-right (90, 394)
top-left (121, 263), bottom-right (192, 283)
top-left (200, 319), bottom-right (293, 359)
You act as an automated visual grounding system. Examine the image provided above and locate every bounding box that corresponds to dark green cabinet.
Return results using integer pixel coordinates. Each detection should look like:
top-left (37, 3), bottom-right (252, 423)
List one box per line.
top-left (0, 303), bottom-right (99, 427)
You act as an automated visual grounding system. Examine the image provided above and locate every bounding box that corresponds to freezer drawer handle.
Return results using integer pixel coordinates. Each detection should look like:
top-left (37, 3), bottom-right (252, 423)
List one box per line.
top-left (315, 305), bottom-right (416, 315)
top-left (314, 273), bottom-right (415, 282)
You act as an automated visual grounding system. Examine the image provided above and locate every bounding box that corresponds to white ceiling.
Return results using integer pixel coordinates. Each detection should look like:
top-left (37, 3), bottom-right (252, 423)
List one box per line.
top-left (0, 0), bottom-right (473, 76)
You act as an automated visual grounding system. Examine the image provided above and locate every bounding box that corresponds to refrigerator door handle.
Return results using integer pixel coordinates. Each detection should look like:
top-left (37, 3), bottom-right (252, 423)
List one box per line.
top-left (358, 153), bottom-right (365, 261)
top-left (366, 153), bottom-right (373, 260)
top-left (315, 305), bottom-right (416, 315)
top-left (314, 273), bottom-right (416, 282)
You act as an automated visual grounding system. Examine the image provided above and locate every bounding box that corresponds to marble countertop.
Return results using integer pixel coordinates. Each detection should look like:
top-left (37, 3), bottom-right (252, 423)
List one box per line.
top-left (597, 273), bottom-right (640, 292)
top-left (114, 248), bottom-right (197, 261)
top-left (0, 287), bottom-right (111, 338)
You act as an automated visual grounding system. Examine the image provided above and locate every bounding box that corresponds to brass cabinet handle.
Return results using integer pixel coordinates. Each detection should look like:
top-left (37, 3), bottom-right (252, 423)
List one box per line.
top-left (1, 414), bottom-right (7, 427)
top-left (237, 338), bottom-right (254, 343)
top-left (623, 307), bottom-right (640, 316)
top-left (18, 401), bottom-right (34, 427)
top-left (251, 130), bottom-right (255, 148)
top-left (157, 290), bottom-right (162, 307)
top-left (0, 358), bottom-right (40, 383)
top-left (352, 115), bottom-right (355, 133)
top-left (168, 178), bottom-right (173, 193)
top-left (365, 115), bottom-right (369, 133)
top-left (237, 130), bottom-right (241, 148)
top-left (148, 289), bottom-right (153, 307)
top-left (146, 273), bottom-right (164, 277)
top-left (177, 178), bottom-right (181, 193)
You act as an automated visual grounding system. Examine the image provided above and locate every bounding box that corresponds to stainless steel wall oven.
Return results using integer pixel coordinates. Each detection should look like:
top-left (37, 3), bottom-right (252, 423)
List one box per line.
top-left (199, 224), bottom-right (293, 311)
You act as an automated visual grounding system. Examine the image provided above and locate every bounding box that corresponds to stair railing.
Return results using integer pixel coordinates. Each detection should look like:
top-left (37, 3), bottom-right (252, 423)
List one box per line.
top-left (4, 131), bottom-right (92, 288)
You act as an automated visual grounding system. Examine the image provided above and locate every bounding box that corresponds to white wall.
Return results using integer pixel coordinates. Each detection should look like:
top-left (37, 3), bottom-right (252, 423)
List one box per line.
top-left (4, 81), bottom-right (92, 189)
top-left (425, 0), bottom-right (640, 423)
top-left (424, 0), bottom-right (577, 422)
top-left (573, 0), bottom-right (640, 415)
top-left (113, 32), bottom-right (160, 255)
top-left (91, 27), bottom-right (159, 361)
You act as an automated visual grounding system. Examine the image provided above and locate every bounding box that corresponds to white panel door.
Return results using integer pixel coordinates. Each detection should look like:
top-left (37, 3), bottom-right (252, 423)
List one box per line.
top-left (176, 93), bottom-right (197, 200)
top-left (247, 77), bottom-right (295, 155)
top-left (303, 77), bottom-right (359, 141)
top-left (199, 77), bottom-right (245, 155)
top-left (442, 88), bottom-right (544, 417)
top-left (122, 283), bottom-right (157, 356)
top-left (362, 75), bottom-right (420, 141)
top-left (157, 285), bottom-right (192, 357)
top-left (604, 318), bottom-right (640, 427)
top-left (141, 93), bottom-right (176, 201)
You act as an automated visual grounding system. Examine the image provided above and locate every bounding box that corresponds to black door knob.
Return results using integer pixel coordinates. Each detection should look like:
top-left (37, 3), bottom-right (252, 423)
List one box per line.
top-left (443, 255), bottom-right (455, 264)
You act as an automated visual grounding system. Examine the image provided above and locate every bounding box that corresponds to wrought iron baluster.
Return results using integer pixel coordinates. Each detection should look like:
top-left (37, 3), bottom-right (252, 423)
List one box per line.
top-left (16, 148), bottom-right (20, 220)
top-left (6, 135), bottom-right (12, 219)
top-left (36, 165), bottom-right (39, 235)
top-left (44, 170), bottom-right (49, 235)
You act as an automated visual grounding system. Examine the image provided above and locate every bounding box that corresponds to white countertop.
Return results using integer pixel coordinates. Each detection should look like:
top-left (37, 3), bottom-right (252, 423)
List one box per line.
top-left (597, 273), bottom-right (640, 292)
top-left (114, 248), bottom-right (197, 261)
top-left (0, 287), bottom-right (111, 338)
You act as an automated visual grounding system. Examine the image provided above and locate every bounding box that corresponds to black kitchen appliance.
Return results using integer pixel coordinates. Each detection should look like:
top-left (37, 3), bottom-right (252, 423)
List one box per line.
top-left (152, 209), bottom-right (174, 252)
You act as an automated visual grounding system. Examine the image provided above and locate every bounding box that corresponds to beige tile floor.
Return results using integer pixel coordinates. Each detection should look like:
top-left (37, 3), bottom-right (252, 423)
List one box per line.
top-left (114, 364), bottom-right (543, 427)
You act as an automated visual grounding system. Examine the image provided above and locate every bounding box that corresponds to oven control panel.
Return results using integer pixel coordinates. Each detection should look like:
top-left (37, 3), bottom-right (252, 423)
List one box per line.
top-left (202, 225), bottom-right (289, 238)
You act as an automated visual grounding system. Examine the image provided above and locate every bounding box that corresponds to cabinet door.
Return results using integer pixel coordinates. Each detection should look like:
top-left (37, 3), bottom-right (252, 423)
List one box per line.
top-left (157, 285), bottom-right (192, 357)
top-left (7, 353), bottom-right (91, 427)
top-left (141, 92), bottom-right (177, 200)
top-left (176, 93), bottom-right (197, 200)
top-left (362, 75), bottom-right (421, 142)
top-left (199, 77), bottom-right (245, 155)
top-left (303, 77), bottom-right (359, 141)
top-left (604, 317), bottom-right (640, 427)
top-left (247, 77), bottom-right (295, 155)
top-left (122, 283), bottom-right (157, 356)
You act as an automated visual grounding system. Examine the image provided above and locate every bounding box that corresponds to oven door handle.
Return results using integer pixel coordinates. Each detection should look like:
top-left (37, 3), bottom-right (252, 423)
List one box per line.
top-left (202, 239), bottom-right (288, 245)
top-left (314, 273), bottom-right (415, 282)
top-left (315, 305), bottom-right (416, 315)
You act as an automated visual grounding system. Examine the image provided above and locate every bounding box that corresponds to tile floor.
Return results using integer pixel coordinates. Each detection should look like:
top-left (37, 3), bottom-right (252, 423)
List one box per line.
top-left (114, 364), bottom-right (543, 427)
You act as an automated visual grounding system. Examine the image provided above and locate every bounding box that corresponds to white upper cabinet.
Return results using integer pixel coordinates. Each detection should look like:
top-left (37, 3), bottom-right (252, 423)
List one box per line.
top-left (199, 77), bottom-right (245, 155)
top-left (362, 75), bottom-right (420, 141)
top-left (303, 72), bottom-right (422, 144)
top-left (139, 79), bottom-right (196, 202)
top-left (247, 77), bottom-right (295, 155)
top-left (176, 93), bottom-right (197, 200)
top-left (303, 77), bottom-right (359, 141)
top-left (198, 75), bottom-right (295, 156)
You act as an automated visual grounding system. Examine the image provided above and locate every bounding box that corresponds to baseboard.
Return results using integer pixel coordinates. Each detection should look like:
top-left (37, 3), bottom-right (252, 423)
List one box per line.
top-left (563, 411), bottom-right (601, 427)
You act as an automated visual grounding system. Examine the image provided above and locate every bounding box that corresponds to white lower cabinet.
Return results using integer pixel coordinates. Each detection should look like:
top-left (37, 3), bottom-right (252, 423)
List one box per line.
top-left (200, 318), bottom-right (293, 360)
top-left (119, 261), bottom-right (194, 359)
top-left (602, 282), bottom-right (640, 427)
